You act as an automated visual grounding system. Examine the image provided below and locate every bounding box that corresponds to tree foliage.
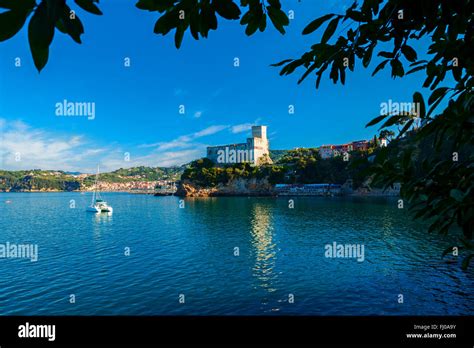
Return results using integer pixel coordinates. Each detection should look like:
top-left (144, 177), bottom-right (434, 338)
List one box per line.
top-left (181, 148), bottom-right (378, 189)
top-left (135, 0), bottom-right (289, 47)
top-left (181, 158), bottom-right (284, 187)
top-left (0, 0), bottom-right (102, 71)
top-left (0, 0), bottom-right (289, 70)
top-left (270, 0), bottom-right (473, 268)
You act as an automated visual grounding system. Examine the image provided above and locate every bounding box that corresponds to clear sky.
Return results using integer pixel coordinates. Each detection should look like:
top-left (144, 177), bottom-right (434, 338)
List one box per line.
top-left (0, 0), bottom-right (434, 173)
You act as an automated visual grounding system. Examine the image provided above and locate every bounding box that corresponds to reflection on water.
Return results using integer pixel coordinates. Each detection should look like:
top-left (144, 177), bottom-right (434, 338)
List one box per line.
top-left (93, 212), bottom-right (113, 223)
top-left (92, 212), bottom-right (113, 238)
top-left (250, 203), bottom-right (277, 293)
top-left (1, 193), bottom-right (473, 315)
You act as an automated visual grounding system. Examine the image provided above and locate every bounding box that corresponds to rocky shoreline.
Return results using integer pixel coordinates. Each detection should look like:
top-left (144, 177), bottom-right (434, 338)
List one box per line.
top-left (176, 178), bottom-right (275, 197)
top-left (175, 180), bottom-right (400, 198)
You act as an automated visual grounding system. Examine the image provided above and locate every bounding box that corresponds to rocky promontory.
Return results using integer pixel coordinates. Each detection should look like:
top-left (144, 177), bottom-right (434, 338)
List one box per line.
top-left (176, 178), bottom-right (275, 197)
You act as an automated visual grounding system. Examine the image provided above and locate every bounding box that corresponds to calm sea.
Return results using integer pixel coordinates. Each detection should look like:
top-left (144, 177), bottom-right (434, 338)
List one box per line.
top-left (0, 192), bottom-right (472, 315)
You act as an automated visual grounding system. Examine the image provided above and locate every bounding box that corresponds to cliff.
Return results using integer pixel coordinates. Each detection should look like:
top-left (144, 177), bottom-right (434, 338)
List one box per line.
top-left (176, 178), bottom-right (275, 197)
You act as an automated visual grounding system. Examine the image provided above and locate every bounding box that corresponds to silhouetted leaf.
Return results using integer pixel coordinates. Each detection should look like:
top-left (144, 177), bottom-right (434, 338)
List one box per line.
top-left (302, 14), bottom-right (334, 35)
top-left (452, 66), bottom-right (462, 81)
top-left (362, 44), bottom-right (374, 67)
top-left (245, 18), bottom-right (259, 35)
top-left (366, 114), bottom-right (388, 127)
top-left (267, 5), bottom-right (289, 34)
top-left (378, 51), bottom-right (394, 58)
top-left (136, 0), bottom-right (175, 12)
top-left (427, 93), bottom-right (444, 117)
top-left (390, 58), bottom-right (404, 77)
top-left (406, 65), bottom-right (426, 75)
top-left (270, 59), bottom-right (293, 67)
top-left (46, 0), bottom-right (65, 22)
top-left (346, 9), bottom-right (365, 21)
top-left (214, 0), bottom-right (240, 20)
top-left (339, 65), bottom-right (346, 84)
top-left (240, 9), bottom-right (251, 24)
top-left (321, 17), bottom-right (339, 43)
top-left (398, 119), bottom-right (414, 137)
top-left (207, 7), bottom-right (218, 30)
top-left (401, 45), bottom-right (417, 62)
top-left (315, 69), bottom-right (324, 88)
top-left (298, 63), bottom-right (317, 83)
top-left (428, 87), bottom-right (449, 105)
top-left (189, 8), bottom-right (200, 39)
top-left (409, 60), bottom-right (428, 67)
top-left (74, 0), bottom-right (102, 15)
top-left (267, 0), bottom-right (281, 9)
top-left (329, 61), bottom-right (338, 83)
top-left (199, 5), bottom-right (212, 37)
top-left (0, 0), bottom-right (35, 10)
top-left (258, 10), bottom-right (266, 32)
top-left (371, 59), bottom-right (389, 76)
top-left (174, 24), bottom-right (186, 48)
top-left (28, 2), bottom-right (55, 72)
top-left (56, 4), bottom-right (84, 43)
top-left (380, 115), bottom-right (406, 128)
top-left (413, 92), bottom-right (425, 118)
top-left (154, 11), bottom-right (176, 35)
top-left (0, 9), bottom-right (30, 42)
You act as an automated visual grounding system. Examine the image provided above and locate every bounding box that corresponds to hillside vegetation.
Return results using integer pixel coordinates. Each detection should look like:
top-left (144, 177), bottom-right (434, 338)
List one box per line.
top-left (181, 146), bottom-right (379, 189)
top-left (0, 166), bottom-right (184, 192)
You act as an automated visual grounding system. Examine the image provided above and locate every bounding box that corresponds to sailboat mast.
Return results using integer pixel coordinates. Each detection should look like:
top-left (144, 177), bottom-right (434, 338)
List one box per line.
top-left (96, 164), bottom-right (101, 200)
top-left (91, 165), bottom-right (99, 205)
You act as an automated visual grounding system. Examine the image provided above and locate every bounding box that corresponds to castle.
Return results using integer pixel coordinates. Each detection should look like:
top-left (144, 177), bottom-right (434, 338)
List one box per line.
top-left (206, 126), bottom-right (272, 166)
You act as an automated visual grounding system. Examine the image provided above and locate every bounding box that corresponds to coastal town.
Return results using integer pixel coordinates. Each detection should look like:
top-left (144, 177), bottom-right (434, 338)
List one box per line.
top-left (0, 125), bottom-right (394, 196)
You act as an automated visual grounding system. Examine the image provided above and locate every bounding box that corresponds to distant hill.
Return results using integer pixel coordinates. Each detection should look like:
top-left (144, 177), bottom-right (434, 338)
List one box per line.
top-left (0, 166), bottom-right (185, 192)
top-left (0, 170), bottom-right (81, 191)
top-left (87, 166), bottom-right (184, 184)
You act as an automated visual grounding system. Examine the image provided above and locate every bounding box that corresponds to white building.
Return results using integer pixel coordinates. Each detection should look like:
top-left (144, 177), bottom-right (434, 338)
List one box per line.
top-left (206, 126), bottom-right (272, 166)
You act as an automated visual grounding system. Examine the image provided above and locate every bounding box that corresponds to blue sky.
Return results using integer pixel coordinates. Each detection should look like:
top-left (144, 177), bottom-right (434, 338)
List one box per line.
top-left (0, 0), bottom-right (434, 172)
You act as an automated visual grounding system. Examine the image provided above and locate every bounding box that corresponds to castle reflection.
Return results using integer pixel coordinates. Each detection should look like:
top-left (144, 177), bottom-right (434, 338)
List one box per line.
top-left (250, 203), bottom-right (278, 293)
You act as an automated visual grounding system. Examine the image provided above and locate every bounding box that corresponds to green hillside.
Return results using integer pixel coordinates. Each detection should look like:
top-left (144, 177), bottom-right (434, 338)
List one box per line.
top-left (0, 166), bottom-right (184, 192)
top-left (269, 149), bottom-right (290, 163)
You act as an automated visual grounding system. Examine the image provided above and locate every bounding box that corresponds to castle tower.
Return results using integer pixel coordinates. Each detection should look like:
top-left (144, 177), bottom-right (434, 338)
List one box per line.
top-left (252, 125), bottom-right (267, 140)
top-left (249, 126), bottom-right (271, 165)
top-left (206, 125), bottom-right (272, 166)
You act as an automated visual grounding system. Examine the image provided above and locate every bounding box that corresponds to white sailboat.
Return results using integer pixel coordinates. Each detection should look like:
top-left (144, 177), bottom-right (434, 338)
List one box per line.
top-left (86, 166), bottom-right (113, 213)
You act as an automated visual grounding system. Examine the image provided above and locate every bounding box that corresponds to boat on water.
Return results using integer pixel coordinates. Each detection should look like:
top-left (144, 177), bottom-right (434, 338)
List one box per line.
top-left (86, 166), bottom-right (113, 213)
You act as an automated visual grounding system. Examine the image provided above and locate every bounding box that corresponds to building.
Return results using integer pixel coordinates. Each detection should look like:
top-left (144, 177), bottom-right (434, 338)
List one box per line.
top-left (206, 126), bottom-right (272, 166)
top-left (318, 145), bottom-right (335, 159)
top-left (351, 140), bottom-right (369, 151)
top-left (319, 140), bottom-right (369, 159)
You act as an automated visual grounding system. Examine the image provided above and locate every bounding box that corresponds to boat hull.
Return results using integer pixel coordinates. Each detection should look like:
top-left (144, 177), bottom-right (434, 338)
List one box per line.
top-left (87, 204), bottom-right (113, 213)
top-left (86, 206), bottom-right (100, 213)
